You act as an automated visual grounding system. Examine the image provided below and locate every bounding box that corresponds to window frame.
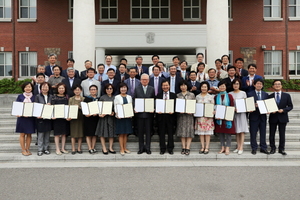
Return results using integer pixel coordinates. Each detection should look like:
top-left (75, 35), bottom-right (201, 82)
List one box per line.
top-left (264, 50), bottom-right (282, 78)
top-left (68, 0), bottom-right (73, 22)
top-left (0, 0), bottom-right (12, 22)
top-left (182, 0), bottom-right (201, 22)
top-left (19, 52), bottom-right (37, 77)
top-left (17, 0), bottom-right (37, 22)
top-left (289, 51), bottom-right (300, 77)
top-left (130, 0), bottom-right (170, 22)
top-left (100, 0), bottom-right (118, 22)
top-left (263, 0), bottom-right (283, 21)
top-left (0, 52), bottom-right (12, 77)
top-left (289, 0), bottom-right (300, 20)
top-left (228, 0), bottom-right (232, 21)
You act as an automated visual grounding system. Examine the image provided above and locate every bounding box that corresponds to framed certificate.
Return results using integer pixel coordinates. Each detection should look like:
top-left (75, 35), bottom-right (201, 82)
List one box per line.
top-left (102, 101), bottom-right (113, 115)
top-left (88, 101), bottom-right (100, 115)
top-left (68, 105), bottom-right (78, 119)
top-left (165, 99), bottom-right (174, 113)
top-left (235, 99), bottom-right (246, 113)
top-left (194, 103), bottom-right (204, 117)
top-left (215, 105), bottom-right (226, 119)
top-left (54, 104), bottom-right (65, 118)
top-left (245, 97), bottom-right (255, 112)
top-left (186, 99), bottom-right (196, 114)
top-left (11, 102), bottom-right (24, 116)
top-left (265, 98), bottom-right (278, 113)
top-left (204, 103), bottom-right (214, 118)
top-left (23, 102), bottom-right (34, 117)
top-left (155, 99), bottom-right (165, 113)
top-left (175, 98), bottom-right (185, 113)
top-left (134, 98), bottom-right (144, 112)
top-left (117, 103), bottom-right (134, 118)
top-left (225, 106), bottom-right (235, 121)
top-left (32, 103), bottom-right (44, 117)
top-left (80, 102), bottom-right (89, 115)
top-left (41, 105), bottom-right (53, 119)
top-left (144, 98), bottom-right (154, 112)
top-left (257, 100), bottom-right (267, 114)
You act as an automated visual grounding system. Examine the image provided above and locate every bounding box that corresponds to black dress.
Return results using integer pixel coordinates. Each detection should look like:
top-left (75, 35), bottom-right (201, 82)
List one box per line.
top-left (83, 96), bottom-right (100, 136)
top-left (51, 95), bottom-right (68, 135)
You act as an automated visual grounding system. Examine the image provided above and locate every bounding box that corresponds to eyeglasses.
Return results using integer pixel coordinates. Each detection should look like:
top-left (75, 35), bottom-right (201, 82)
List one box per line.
top-left (106, 88), bottom-right (113, 90)
top-left (90, 89), bottom-right (97, 91)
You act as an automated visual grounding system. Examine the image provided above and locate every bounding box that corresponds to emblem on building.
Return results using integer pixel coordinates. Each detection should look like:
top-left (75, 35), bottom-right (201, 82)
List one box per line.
top-left (145, 32), bottom-right (155, 44)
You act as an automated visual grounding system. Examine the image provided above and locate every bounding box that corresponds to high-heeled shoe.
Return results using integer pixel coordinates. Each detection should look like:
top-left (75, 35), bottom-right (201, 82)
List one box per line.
top-left (102, 150), bottom-right (108, 155)
top-left (181, 149), bottom-right (186, 155)
top-left (218, 150), bottom-right (225, 154)
top-left (22, 150), bottom-right (29, 156)
top-left (185, 149), bottom-right (190, 156)
top-left (204, 149), bottom-right (209, 154)
top-left (199, 148), bottom-right (204, 154)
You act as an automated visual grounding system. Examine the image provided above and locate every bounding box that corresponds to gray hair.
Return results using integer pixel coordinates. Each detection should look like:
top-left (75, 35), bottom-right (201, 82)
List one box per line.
top-left (48, 53), bottom-right (57, 59)
top-left (67, 67), bottom-right (75, 72)
top-left (135, 55), bottom-right (143, 60)
top-left (140, 73), bottom-right (149, 80)
top-left (37, 65), bottom-right (45, 69)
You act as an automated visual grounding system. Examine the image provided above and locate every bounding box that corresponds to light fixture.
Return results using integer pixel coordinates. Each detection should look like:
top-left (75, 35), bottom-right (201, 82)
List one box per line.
top-left (261, 45), bottom-right (266, 50)
top-left (25, 47), bottom-right (30, 51)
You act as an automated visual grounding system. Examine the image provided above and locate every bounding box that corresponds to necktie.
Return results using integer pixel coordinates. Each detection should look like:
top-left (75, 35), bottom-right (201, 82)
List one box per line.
top-left (182, 71), bottom-right (185, 79)
top-left (143, 86), bottom-right (147, 94)
top-left (98, 74), bottom-right (102, 82)
top-left (192, 81), bottom-right (195, 86)
top-left (131, 79), bottom-right (134, 95)
top-left (69, 78), bottom-right (73, 87)
top-left (171, 77), bottom-right (175, 93)
top-left (154, 77), bottom-right (158, 96)
top-left (257, 92), bottom-right (261, 100)
top-left (121, 75), bottom-right (125, 82)
top-left (164, 92), bottom-right (168, 100)
top-left (109, 79), bottom-right (113, 84)
top-left (276, 92), bottom-right (280, 105)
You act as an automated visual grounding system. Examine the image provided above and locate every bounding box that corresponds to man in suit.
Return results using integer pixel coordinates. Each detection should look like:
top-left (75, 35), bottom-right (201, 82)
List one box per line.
top-left (134, 74), bottom-right (155, 154)
top-left (178, 60), bottom-right (189, 80)
top-left (124, 68), bottom-right (141, 97)
top-left (191, 53), bottom-right (209, 73)
top-left (81, 68), bottom-right (101, 97)
top-left (222, 66), bottom-right (238, 93)
top-left (101, 68), bottom-right (120, 95)
top-left (188, 71), bottom-right (200, 96)
top-left (247, 79), bottom-right (269, 155)
top-left (61, 58), bottom-right (80, 79)
top-left (80, 60), bottom-right (93, 81)
top-left (62, 67), bottom-right (82, 98)
top-left (167, 65), bottom-right (184, 94)
top-left (156, 80), bottom-right (176, 155)
top-left (241, 64), bottom-right (263, 93)
top-left (206, 68), bottom-right (220, 95)
top-left (221, 55), bottom-right (232, 71)
top-left (148, 55), bottom-right (160, 76)
top-left (94, 63), bottom-right (108, 83)
top-left (172, 56), bottom-right (181, 71)
top-left (33, 73), bottom-right (46, 96)
top-left (235, 58), bottom-right (248, 78)
top-left (45, 53), bottom-right (57, 77)
top-left (269, 80), bottom-right (293, 155)
top-left (115, 63), bottom-right (129, 82)
top-left (149, 66), bottom-right (165, 97)
top-left (134, 56), bottom-right (149, 79)
top-left (215, 59), bottom-right (228, 81)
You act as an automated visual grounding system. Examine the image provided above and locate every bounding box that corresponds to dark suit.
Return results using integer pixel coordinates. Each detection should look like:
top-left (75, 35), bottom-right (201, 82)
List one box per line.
top-left (134, 66), bottom-right (149, 79)
top-left (45, 65), bottom-right (54, 77)
top-left (61, 69), bottom-right (80, 79)
top-left (268, 92), bottom-right (293, 151)
top-left (221, 64), bottom-right (233, 71)
top-left (222, 77), bottom-right (238, 93)
top-left (156, 91), bottom-right (176, 152)
top-left (33, 84), bottom-right (40, 96)
top-left (62, 77), bottom-right (82, 98)
top-left (188, 80), bottom-right (200, 96)
top-left (241, 75), bottom-right (263, 93)
top-left (177, 71), bottom-right (190, 80)
top-left (134, 85), bottom-right (155, 152)
top-left (115, 73), bottom-right (129, 82)
top-left (238, 68), bottom-right (248, 77)
top-left (124, 78), bottom-right (141, 97)
top-left (101, 79), bottom-right (120, 95)
top-left (167, 75), bottom-right (184, 94)
top-left (149, 76), bottom-right (165, 97)
top-left (80, 70), bottom-right (88, 80)
top-left (247, 90), bottom-right (269, 151)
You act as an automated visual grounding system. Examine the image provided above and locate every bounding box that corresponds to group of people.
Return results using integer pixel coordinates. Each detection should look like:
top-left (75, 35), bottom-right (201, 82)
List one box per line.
top-left (15, 53), bottom-right (293, 157)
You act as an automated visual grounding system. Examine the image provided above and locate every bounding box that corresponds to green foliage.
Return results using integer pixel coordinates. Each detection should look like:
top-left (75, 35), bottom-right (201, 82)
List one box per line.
top-left (0, 78), bottom-right (32, 94)
top-left (263, 79), bottom-right (300, 91)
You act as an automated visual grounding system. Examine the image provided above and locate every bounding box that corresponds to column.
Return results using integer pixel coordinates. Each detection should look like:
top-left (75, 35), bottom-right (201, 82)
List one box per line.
top-left (95, 47), bottom-right (105, 66)
top-left (206, 0), bottom-right (229, 69)
top-left (73, 0), bottom-right (95, 72)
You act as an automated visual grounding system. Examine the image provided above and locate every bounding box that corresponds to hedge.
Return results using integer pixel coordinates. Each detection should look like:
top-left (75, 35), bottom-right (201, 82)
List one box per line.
top-left (0, 78), bottom-right (32, 94)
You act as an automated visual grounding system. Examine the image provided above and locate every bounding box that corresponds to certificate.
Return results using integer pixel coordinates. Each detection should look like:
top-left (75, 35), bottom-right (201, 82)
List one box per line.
top-left (80, 102), bottom-right (89, 115)
top-left (215, 105), bottom-right (226, 119)
top-left (102, 101), bottom-right (113, 115)
top-left (97, 101), bottom-right (103, 114)
top-left (41, 104), bottom-right (53, 119)
top-left (265, 98), bottom-right (278, 113)
top-left (88, 101), bottom-right (99, 115)
top-left (144, 98), bottom-right (154, 112)
top-left (11, 102), bottom-right (24, 116)
top-left (175, 98), bottom-right (185, 113)
top-left (135, 98), bottom-right (145, 112)
top-left (225, 106), bottom-right (235, 121)
top-left (204, 103), bottom-right (214, 118)
top-left (68, 105), bottom-right (78, 119)
top-left (54, 104), bottom-right (65, 118)
top-left (165, 99), bottom-right (174, 113)
top-left (123, 103), bottom-right (134, 118)
top-left (64, 105), bottom-right (69, 119)
top-left (194, 103), bottom-right (204, 117)
top-left (186, 99), bottom-right (196, 113)
top-left (245, 97), bottom-right (256, 112)
top-left (257, 100), bottom-right (267, 114)
top-left (155, 99), bottom-right (165, 113)
top-left (235, 99), bottom-right (246, 113)
top-left (32, 103), bottom-right (44, 117)
top-left (116, 104), bottom-right (125, 118)
top-left (23, 102), bottom-right (33, 117)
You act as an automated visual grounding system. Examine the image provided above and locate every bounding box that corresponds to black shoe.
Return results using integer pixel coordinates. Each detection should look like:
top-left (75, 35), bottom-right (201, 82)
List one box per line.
top-left (260, 149), bottom-right (270, 155)
top-left (146, 150), bottom-right (151, 155)
top-left (37, 151), bottom-right (43, 156)
top-left (102, 150), bottom-right (108, 155)
top-left (44, 150), bottom-right (50, 155)
top-left (270, 149), bottom-right (276, 154)
top-left (182, 149), bottom-right (186, 155)
top-left (137, 150), bottom-right (143, 154)
top-left (93, 149), bottom-right (97, 153)
top-left (109, 150), bottom-right (116, 154)
top-left (160, 151), bottom-right (165, 155)
top-left (71, 151), bottom-right (76, 155)
top-left (77, 150), bottom-right (83, 154)
top-left (89, 149), bottom-right (94, 154)
top-left (168, 150), bottom-right (174, 155)
top-left (251, 150), bottom-right (257, 155)
top-left (279, 150), bottom-right (287, 155)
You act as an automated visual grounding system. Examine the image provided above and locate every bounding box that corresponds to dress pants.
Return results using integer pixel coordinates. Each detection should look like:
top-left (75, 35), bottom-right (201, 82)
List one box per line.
top-left (137, 118), bottom-right (152, 151)
top-left (157, 115), bottom-right (174, 152)
top-left (219, 133), bottom-right (231, 147)
top-left (249, 120), bottom-right (267, 150)
top-left (37, 131), bottom-right (50, 152)
top-left (269, 122), bottom-right (286, 151)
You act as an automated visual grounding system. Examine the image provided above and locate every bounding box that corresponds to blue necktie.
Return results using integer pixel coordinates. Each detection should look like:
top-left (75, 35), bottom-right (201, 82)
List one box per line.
top-left (276, 92), bottom-right (280, 105)
top-left (257, 92), bottom-right (261, 100)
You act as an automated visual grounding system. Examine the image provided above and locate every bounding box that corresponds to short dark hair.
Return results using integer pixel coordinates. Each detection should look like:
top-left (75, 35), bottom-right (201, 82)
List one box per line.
top-left (67, 58), bottom-right (75, 63)
top-left (107, 68), bottom-right (115, 73)
top-left (53, 65), bottom-right (62, 72)
top-left (200, 81), bottom-right (210, 92)
top-left (103, 83), bottom-right (114, 95)
top-left (135, 55), bottom-right (143, 60)
top-left (120, 58), bottom-right (127, 63)
top-left (152, 55), bottom-right (160, 60)
top-left (235, 58), bottom-right (244, 63)
top-left (118, 82), bottom-right (128, 93)
top-left (189, 71), bottom-right (197, 76)
top-left (40, 82), bottom-right (52, 94)
top-left (21, 82), bottom-right (33, 92)
top-left (221, 55), bottom-right (229, 60)
top-left (196, 53), bottom-right (204, 58)
top-left (248, 63), bottom-right (257, 69)
top-left (169, 65), bottom-right (176, 70)
top-left (172, 56), bottom-right (180, 61)
top-left (215, 59), bottom-right (222, 64)
top-left (97, 63), bottom-right (105, 68)
top-left (227, 66), bottom-right (236, 72)
top-left (105, 55), bottom-right (112, 59)
top-left (180, 60), bottom-right (188, 66)
top-left (72, 84), bottom-right (82, 91)
top-left (197, 62), bottom-right (205, 68)
top-left (231, 78), bottom-right (242, 90)
top-left (161, 80), bottom-right (170, 87)
top-left (118, 64), bottom-right (127, 69)
top-left (56, 83), bottom-right (67, 95)
top-left (178, 80), bottom-right (191, 90)
top-left (36, 73), bottom-right (45, 78)
top-left (253, 79), bottom-right (264, 86)
top-left (87, 68), bottom-right (96, 74)
top-left (128, 67), bottom-right (137, 73)
top-left (89, 84), bottom-right (98, 90)
top-left (156, 61), bottom-right (165, 67)
top-left (218, 80), bottom-right (227, 88)
top-left (152, 65), bottom-right (160, 71)
top-left (272, 79), bottom-right (282, 86)
top-left (208, 68), bottom-right (216, 73)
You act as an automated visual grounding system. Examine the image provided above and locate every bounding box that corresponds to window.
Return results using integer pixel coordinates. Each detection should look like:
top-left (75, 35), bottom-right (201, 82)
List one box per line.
top-left (68, 51), bottom-right (73, 59)
top-left (263, 0), bottom-right (282, 20)
top-left (289, 51), bottom-right (300, 75)
top-left (18, 0), bottom-right (36, 21)
top-left (228, 0), bottom-right (232, 19)
top-left (0, 52), bottom-right (12, 76)
top-left (69, 0), bottom-right (73, 20)
top-left (131, 0), bottom-right (169, 21)
top-left (289, 0), bottom-right (300, 19)
top-left (19, 52), bottom-right (37, 77)
top-left (0, 0), bottom-right (12, 21)
top-left (264, 51), bottom-right (282, 76)
top-left (100, 0), bottom-right (117, 21)
top-left (183, 0), bottom-right (201, 21)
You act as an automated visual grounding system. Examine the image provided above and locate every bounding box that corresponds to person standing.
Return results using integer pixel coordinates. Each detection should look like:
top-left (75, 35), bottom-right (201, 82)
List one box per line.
top-left (81, 68), bottom-right (101, 97)
top-left (101, 68), bottom-right (120, 95)
top-left (269, 80), bottom-right (293, 155)
top-left (188, 71), bottom-right (201, 96)
top-left (196, 62), bottom-right (209, 82)
top-left (148, 55), bottom-right (160, 76)
top-left (62, 67), bottom-right (82, 98)
top-left (134, 56), bottom-right (149, 79)
top-left (134, 74), bottom-right (155, 154)
top-left (124, 68), bottom-right (141, 97)
top-left (149, 65), bottom-right (165, 97)
top-left (215, 59), bottom-right (228, 81)
top-left (94, 63), bottom-right (108, 83)
top-left (45, 53), bottom-right (58, 77)
top-left (48, 66), bottom-right (65, 94)
top-left (241, 64), bottom-right (263, 93)
top-left (61, 58), bottom-right (80, 79)
top-left (167, 65), bottom-right (184, 94)
top-left (104, 55), bottom-right (117, 73)
top-left (191, 53), bottom-right (209, 73)
top-left (80, 60), bottom-right (93, 80)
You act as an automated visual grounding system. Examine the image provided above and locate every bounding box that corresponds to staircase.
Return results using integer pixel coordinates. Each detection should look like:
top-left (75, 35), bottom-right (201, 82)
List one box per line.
top-left (0, 93), bottom-right (299, 162)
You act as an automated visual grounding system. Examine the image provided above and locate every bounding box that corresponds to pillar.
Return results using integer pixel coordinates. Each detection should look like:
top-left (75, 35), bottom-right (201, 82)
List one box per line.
top-left (95, 47), bottom-right (105, 66)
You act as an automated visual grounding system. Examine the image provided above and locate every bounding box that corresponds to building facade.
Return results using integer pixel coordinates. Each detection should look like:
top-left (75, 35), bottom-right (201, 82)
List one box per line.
top-left (0, 0), bottom-right (300, 80)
